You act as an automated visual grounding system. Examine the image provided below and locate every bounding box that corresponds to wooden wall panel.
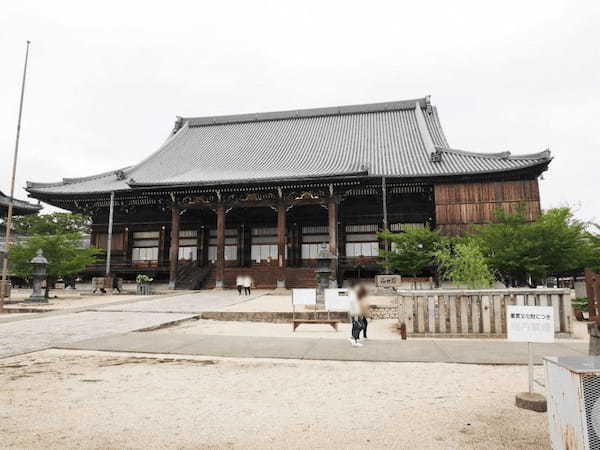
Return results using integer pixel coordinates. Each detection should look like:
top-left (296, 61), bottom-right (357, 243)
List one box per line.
top-left (434, 179), bottom-right (541, 235)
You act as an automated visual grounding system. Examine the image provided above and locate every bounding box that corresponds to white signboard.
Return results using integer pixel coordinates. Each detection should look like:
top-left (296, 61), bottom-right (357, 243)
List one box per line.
top-left (292, 289), bottom-right (317, 305)
top-left (375, 275), bottom-right (402, 288)
top-left (325, 289), bottom-right (354, 311)
top-left (507, 305), bottom-right (554, 343)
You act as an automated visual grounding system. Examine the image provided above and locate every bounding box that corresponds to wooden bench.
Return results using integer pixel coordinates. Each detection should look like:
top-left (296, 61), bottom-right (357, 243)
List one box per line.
top-left (292, 319), bottom-right (339, 332)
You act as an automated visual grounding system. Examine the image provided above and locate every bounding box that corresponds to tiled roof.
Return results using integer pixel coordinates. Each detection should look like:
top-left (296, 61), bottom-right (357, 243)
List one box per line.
top-left (27, 96), bottom-right (551, 196)
top-left (0, 191), bottom-right (41, 215)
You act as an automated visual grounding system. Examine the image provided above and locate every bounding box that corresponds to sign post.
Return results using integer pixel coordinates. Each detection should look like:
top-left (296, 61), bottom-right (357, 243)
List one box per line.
top-left (507, 305), bottom-right (554, 411)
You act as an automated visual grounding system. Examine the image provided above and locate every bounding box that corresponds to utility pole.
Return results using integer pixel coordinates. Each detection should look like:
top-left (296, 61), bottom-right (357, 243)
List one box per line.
top-left (1, 41), bottom-right (31, 313)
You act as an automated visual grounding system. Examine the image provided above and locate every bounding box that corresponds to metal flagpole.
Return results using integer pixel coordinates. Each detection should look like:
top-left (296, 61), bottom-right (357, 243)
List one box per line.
top-left (1, 41), bottom-right (31, 313)
top-left (105, 192), bottom-right (115, 276)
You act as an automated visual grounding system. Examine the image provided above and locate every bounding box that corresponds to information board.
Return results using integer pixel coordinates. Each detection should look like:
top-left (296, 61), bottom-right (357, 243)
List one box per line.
top-left (507, 305), bottom-right (554, 343)
top-left (292, 289), bottom-right (317, 305)
top-left (324, 289), bottom-right (353, 311)
top-left (375, 275), bottom-right (402, 288)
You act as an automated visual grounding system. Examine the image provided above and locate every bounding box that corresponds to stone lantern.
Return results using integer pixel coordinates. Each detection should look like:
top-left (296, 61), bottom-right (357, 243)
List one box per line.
top-left (27, 249), bottom-right (48, 303)
top-left (315, 243), bottom-right (337, 294)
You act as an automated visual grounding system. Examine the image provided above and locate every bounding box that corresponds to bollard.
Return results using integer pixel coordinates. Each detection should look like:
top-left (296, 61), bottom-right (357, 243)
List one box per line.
top-left (588, 322), bottom-right (600, 356)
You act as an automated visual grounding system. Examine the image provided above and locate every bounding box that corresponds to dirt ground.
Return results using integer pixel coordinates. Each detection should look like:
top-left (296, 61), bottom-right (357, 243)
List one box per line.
top-left (1, 349), bottom-right (550, 449)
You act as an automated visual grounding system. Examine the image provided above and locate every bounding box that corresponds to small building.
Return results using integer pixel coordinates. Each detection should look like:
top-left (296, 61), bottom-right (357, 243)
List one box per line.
top-left (0, 191), bottom-right (42, 268)
top-left (26, 97), bottom-right (551, 288)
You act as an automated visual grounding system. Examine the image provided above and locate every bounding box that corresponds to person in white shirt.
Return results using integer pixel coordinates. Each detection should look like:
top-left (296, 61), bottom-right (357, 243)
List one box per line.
top-left (242, 275), bottom-right (252, 296)
top-left (235, 275), bottom-right (244, 295)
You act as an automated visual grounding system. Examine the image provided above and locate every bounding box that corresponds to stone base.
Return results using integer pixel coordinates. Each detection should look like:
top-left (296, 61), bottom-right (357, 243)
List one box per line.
top-left (276, 280), bottom-right (286, 289)
top-left (589, 322), bottom-right (600, 356)
top-left (214, 280), bottom-right (224, 290)
top-left (24, 296), bottom-right (48, 303)
top-left (271, 287), bottom-right (289, 295)
top-left (515, 392), bottom-right (547, 412)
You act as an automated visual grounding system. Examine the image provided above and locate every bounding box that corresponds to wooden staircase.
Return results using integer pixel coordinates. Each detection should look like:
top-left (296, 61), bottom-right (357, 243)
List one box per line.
top-left (176, 262), bottom-right (212, 290)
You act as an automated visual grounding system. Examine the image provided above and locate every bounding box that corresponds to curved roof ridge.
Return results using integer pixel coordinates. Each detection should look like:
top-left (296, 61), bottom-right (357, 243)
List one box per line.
top-left (0, 191), bottom-right (41, 212)
top-left (414, 101), bottom-right (436, 154)
top-left (126, 121), bottom-right (190, 176)
top-left (436, 146), bottom-right (551, 161)
top-left (27, 166), bottom-right (132, 189)
top-left (182, 97), bottom-right (430, 127)
top-left (507, 149), bottom-right (552, 160)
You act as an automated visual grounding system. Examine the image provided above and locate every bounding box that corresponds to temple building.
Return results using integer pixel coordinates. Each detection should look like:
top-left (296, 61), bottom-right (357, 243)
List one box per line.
top-left (26, 96), bottom-right (551, 288)
top-left (1, 191), bottom-right (41, 265)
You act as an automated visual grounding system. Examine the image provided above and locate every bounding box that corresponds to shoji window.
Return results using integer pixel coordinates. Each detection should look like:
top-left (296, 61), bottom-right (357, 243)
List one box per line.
top-left (389, 223), bottom-right (425, 232)
top-left (132, 231), bottom-right (160, 261)
top-left (208, 229), bottom-right (238, 262)
top-left (178, 230), bottom-right (198, 261)
top-left (251, 227), bottom-right (278, 262)
top-left (301, 225), bottom-right (329, 259)
top-left (345, 224), bottom-right (379, 257)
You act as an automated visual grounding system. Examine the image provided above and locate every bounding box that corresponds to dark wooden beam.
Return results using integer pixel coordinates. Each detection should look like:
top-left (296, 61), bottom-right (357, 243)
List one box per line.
top-left (328, 196), bottom-right (338, 284)
top-left (277, 203), bottom-right (286, 287)
top-left (168, 206), bottom-right (180, 288)
top-left (215, 203), bottom-right (225, 288)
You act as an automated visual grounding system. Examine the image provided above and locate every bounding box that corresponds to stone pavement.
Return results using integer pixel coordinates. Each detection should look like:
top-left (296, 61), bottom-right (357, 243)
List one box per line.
top-left (0, 311), bottom-right (196, 359)
top-left (0, 291), bottom-right (266, 358)
top-left (59, 332), bottom-right (588, 365)
top-left (92, 290), bottom-right (270, 313)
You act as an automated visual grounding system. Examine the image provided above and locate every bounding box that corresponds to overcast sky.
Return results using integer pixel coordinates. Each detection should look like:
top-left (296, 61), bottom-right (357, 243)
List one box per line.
top-left (1, 0), bottom-right (599, 221)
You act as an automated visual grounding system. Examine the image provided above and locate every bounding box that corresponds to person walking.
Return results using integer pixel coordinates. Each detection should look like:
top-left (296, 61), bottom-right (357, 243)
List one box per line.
top-left (111, 275), bottom-right (121, 294)
top-left (236, 275), bottom-right (244, 295)
top-left (348, 291), bottom-right (363, 347)
top-left (243, 275), bottom-right (252, 296)
top-left (356, 284), bottom-right (369, 339)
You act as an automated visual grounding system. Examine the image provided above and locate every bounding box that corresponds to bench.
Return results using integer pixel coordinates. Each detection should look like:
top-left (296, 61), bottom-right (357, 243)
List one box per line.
top-left (292, 319), bottom-right (339, 332)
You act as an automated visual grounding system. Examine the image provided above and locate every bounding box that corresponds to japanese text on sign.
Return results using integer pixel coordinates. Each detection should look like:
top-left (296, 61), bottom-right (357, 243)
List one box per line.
top-left (506, 305), bottom-right (554, 343)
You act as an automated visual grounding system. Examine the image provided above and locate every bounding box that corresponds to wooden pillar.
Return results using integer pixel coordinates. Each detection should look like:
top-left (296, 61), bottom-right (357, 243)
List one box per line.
top-left (200, 226), bottom-right (209, 267)
top-left (169, 207), bottom-right (180, 289)
top-left (215, 204), bottom-right (225, 288)
top-left (277, 203), bottom-right (286, 288)
top-left (382, 176), bottom-right (390, 274)
top-left (239, 224), bottom-right (245, 268)
top-left (328, 197), bottom-right (338, 286)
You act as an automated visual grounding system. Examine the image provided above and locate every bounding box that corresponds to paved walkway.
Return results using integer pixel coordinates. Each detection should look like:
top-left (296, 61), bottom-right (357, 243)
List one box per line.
top-left (59, 332), bottom-right (588, 365)
top-left (0, 289), bottom-right (591, 364)
top-left (0, 291), bottom-right (266, 358)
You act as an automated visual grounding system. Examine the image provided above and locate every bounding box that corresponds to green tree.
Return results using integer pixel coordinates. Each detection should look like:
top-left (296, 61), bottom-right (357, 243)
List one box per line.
top-left (11, 213), bottom-right (91, 235)
top-left (531, 208), bottom-right (589, 278)
top-left (582, 224), bottom-right (600, 273)
top-left (8, 234), bottom-right (100, 281)
top-left (435, 239), bottom-right (495, 289)
top-left (7, 213), bottom-right (99, 284)
top-left (472, 206), bottom-right (592, 286)
top-left (378, 226), bottom-right (443, 276)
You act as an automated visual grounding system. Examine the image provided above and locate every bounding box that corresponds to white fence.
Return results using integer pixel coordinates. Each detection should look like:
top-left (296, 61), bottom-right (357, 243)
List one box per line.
top-left (394, 289), bottom-right (572, 336)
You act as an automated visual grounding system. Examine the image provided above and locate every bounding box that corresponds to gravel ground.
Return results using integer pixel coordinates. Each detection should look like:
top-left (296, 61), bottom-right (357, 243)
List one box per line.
top-left (1, 349), bottom-right (550, 449)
